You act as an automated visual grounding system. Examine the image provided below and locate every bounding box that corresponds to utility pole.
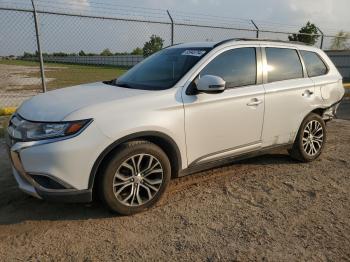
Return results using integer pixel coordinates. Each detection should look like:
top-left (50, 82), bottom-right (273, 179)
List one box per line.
top-left (317, 27), bottom-right (324, 49)
top-left (31, 0), bottom-right (46, 92)
top-left (167, 10), bottom-right (174, 45)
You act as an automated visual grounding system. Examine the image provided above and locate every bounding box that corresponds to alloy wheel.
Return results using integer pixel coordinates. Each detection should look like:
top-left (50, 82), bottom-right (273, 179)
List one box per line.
top-left (113, 154), bottom-right (164, 207)
top-left (302, 120), bottom-right (324, 156)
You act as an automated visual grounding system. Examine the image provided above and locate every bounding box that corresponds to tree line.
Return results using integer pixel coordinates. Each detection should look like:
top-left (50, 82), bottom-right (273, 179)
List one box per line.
top-left (288, 21), bottom-right (349, 49)
top-left (22, 35), bottom-right (165, 58)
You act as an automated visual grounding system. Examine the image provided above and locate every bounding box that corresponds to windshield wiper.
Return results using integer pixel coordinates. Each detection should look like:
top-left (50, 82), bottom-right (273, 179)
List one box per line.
top-left (103, 79), bottom-right (135, 89)
top-left (103, 79), bottom-right (117, 86)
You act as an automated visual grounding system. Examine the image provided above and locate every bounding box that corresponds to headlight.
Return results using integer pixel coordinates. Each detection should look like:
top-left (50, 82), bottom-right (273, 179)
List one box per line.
top-left (7, 114), bottom-right (92, 141)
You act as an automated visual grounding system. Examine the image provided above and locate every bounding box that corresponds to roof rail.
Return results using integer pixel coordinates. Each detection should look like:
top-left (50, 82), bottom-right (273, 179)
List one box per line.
top-left (164, 42), bottom-right (183, 49)
top-left (213, 38), bottom-right (311, 48)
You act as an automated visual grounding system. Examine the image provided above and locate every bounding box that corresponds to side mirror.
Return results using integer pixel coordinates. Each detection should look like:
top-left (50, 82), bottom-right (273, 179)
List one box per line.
top-left (197, 75), bottom-right (226, 93)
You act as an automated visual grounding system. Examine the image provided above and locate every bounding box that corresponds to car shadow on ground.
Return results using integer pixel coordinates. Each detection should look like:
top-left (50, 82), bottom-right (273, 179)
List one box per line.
top-left (0, 152), bottom-right (297, 225)
top-left (0, 196), bottom-right (114, 225)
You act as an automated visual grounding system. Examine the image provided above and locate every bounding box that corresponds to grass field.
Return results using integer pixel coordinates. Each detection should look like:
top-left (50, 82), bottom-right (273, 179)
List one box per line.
top-left (0, 60), bottom-right (129, 134)
top-left (1, 59), bottom-right (349, 89)
top-left (0, 60), bottom-right (128, 90)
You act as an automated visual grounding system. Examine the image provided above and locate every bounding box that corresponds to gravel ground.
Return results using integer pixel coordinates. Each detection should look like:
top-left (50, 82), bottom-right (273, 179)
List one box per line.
top-left (0, 120), bottom-right (349, 261)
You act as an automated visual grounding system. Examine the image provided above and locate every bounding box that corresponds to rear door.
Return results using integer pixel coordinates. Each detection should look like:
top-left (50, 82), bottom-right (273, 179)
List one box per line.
top-left (261, 46), bottom-right (316, 147)
top-left (182, 46), bottom-right (265, 165)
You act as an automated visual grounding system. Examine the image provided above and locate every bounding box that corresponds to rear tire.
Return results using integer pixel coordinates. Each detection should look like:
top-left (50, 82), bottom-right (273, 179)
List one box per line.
top-left (289, 113), bottom-right (326, 162)
top-left (98, 140), bottom-right (171, 215)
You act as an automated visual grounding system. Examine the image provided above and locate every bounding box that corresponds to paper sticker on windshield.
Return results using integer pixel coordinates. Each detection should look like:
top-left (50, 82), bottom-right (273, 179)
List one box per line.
top-left (182, 50), bottom-right (206, 57)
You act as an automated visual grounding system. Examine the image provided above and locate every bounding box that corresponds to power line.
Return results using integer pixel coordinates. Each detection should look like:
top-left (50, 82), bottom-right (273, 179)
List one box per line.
top-left (36, 3), bottom-right (169, 21)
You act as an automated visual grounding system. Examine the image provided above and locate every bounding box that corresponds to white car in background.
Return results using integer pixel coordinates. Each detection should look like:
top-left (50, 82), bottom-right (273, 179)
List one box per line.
top-left (6, 39), bottom-right (344, 215)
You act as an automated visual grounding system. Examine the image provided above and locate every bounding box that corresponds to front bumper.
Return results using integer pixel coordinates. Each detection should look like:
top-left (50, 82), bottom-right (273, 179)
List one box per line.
top-left (6, 141), bottom-right (92, 203)
top-left (4, 118), bottom-right (111, 203)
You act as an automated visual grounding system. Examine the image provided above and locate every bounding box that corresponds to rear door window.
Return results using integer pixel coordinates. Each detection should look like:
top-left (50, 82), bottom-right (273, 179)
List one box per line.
top-left (265, 48), bottom-right (303, 83)
top-left (300, 50), bottom-right (328, 77)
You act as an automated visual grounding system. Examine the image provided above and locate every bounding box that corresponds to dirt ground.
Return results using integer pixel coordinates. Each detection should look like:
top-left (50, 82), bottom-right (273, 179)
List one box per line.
top-left (0, 62), bottom-right (126, 108)
top-left (0, 120), bottom-right (349, 261)
top-left (0, 64), bottom-right (63, 91)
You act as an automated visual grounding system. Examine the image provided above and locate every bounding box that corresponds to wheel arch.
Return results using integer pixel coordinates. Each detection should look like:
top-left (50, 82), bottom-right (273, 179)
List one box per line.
top-left (88, 131), bottom-right (182, 190)
top-left (311, 107), bottom-right (326, 117)
top-left (291, 108), bottom-right (327, 143)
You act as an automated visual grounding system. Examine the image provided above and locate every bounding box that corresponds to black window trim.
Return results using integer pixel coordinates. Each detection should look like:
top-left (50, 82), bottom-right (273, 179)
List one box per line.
top-left (296, 49), bottom-right (308, 78)
top-left (263, 47), bottom-right (305, 84)
top-left (298, 49), bottom-right (330, 78)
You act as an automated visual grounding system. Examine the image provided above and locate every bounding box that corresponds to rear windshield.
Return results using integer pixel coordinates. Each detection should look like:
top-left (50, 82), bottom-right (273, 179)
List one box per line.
top-left (115, 47), bottom-right (211, 90)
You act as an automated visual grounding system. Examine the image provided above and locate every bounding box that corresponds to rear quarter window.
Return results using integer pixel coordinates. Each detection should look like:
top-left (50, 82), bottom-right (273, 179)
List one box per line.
top-left (300, 50), bottom-right (328, 77)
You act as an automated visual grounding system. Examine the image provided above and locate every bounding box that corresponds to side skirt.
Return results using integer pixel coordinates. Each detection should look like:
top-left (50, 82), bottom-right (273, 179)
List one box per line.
top-left (178, 143), bottom-right (293, 177)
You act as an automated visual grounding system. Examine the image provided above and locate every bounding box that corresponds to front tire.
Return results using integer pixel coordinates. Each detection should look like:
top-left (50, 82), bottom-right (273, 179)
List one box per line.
top-left (289, 113), bottom-right (326, 162)
top-left (98, 140), bottom-right (171, 215)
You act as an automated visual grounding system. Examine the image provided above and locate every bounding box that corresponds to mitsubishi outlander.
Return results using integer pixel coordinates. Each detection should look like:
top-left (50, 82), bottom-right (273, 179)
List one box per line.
top-left (6, 39), bottom-right (345, 215)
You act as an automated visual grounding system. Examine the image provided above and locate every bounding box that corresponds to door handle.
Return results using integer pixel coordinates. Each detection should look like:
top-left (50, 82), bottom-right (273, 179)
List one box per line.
top-left (302, 90), bottom-right (314, 96)
top-left (247, 98), bottom-right (263, 106)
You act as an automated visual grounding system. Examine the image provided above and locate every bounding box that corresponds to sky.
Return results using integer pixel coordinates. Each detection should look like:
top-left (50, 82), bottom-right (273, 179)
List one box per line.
top-left (97, 0), bottom-right (350, 32)
top-left (0, 0), bottom-right (349, 55)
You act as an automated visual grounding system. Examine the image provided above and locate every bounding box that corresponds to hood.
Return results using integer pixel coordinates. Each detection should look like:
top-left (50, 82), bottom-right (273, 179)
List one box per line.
top-left (17, 82), bottom-right (148, 121)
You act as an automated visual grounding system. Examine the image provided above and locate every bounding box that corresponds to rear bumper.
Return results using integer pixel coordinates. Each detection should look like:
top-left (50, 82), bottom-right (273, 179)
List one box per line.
top-left (6, 138), bottom-right (92, 203)
top-left (322, 98), bottom-right (343, 121)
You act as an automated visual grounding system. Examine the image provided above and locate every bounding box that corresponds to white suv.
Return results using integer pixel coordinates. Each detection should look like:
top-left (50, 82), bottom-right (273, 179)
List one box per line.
top-left (6, 39), bottom-right (345, 215)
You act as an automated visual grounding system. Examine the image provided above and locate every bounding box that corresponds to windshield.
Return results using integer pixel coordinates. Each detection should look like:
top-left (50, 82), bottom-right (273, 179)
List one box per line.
top-left (115, 47), bottom-right (211, 90)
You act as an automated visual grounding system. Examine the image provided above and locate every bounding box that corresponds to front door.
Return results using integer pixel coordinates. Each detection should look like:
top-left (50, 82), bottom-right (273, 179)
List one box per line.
top-left (182, 47), bottom-right (265, 165)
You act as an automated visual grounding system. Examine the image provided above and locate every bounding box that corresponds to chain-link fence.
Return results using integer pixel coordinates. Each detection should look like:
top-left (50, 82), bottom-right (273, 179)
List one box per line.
top-left (0, 0), bottom-right (349, 109)
top-left (0, 7), bottom-right (42, 108)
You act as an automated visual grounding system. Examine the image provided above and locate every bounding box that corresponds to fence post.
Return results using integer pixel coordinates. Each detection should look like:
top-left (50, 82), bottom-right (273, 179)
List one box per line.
top-left (251, 20), bottom-right (259, 39)
top-left (317, 27), bottom-right (324, 49)
top-left (167, 10), bottom-right (174, 45)
top-left (31, 0), bottom-right (46, 93)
